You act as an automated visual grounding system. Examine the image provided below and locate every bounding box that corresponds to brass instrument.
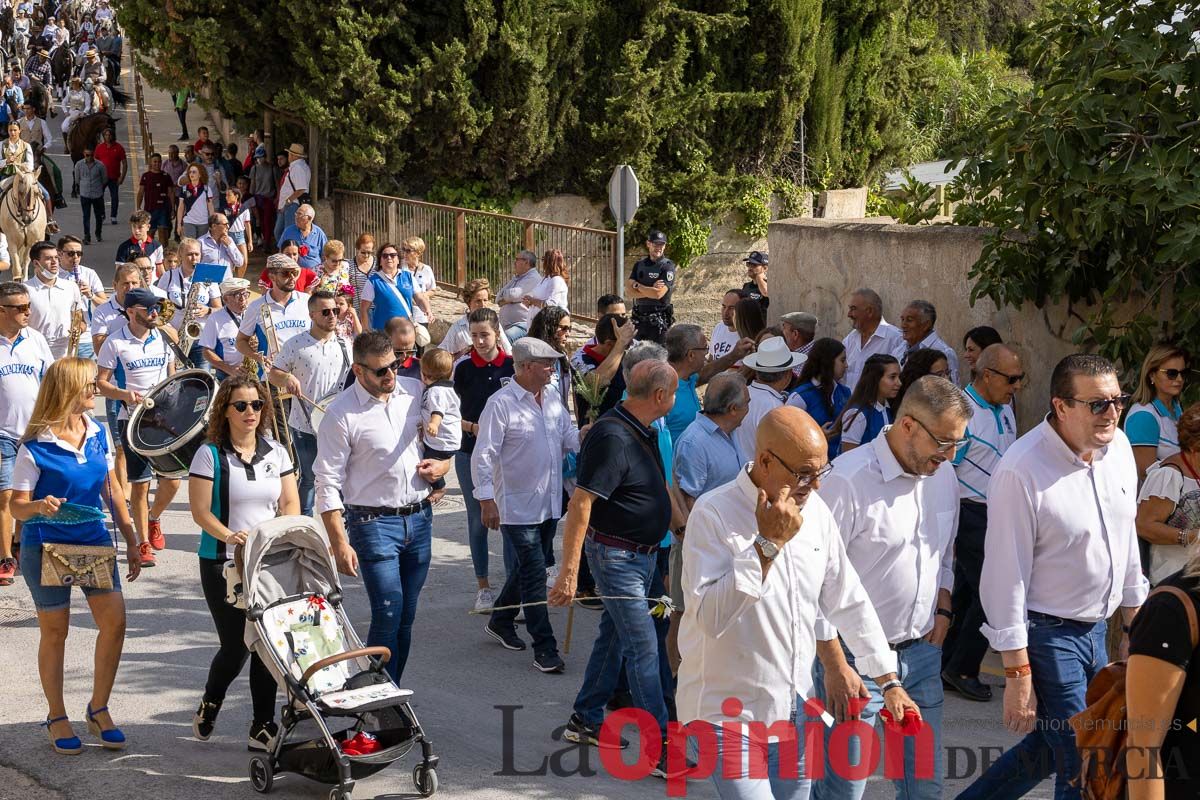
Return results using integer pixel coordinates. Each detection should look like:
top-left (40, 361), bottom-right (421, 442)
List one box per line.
top-left (257, 300), bottom-right (295, 461)
top-left (176, 281), bottom-right (204, 362)
top-left (157, 297), bottom-right (176, 325)
top-left (66, 302), bottom-right (85, 354)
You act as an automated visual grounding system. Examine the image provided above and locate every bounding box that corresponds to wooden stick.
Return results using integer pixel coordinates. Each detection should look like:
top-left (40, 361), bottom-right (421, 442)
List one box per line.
top-left (563, 602), bottom-right (576, 655)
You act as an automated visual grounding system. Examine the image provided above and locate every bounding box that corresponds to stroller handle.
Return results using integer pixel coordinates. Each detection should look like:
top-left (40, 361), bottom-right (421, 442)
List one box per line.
top-left (299, 646), bottom-right (391, 689)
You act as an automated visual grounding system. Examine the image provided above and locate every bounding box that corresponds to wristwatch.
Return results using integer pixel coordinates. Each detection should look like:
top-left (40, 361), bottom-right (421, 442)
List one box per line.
top-left (754, 534), bottom-right (780, 561)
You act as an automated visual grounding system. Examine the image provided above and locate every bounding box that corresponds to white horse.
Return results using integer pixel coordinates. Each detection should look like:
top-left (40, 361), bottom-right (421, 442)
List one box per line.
top-left (0, 166), bottom-right (47, 279)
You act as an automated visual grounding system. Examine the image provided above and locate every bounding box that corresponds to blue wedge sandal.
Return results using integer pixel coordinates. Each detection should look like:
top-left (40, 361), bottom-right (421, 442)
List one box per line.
top-left (85, 703), bottom-right (127, 750)
top-left (43, 716), bottom-right (82, 755)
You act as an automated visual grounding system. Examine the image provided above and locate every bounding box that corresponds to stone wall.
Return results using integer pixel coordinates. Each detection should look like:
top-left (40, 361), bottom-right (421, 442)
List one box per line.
top-left (766, 218), bottom-right (1132, 431)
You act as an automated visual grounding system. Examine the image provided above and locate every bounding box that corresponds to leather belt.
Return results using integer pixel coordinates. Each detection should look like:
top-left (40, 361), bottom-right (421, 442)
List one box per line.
top-left (890, 638), bottom-right (921, 651)
top-left (345, 499), bottom-right (431, 520)
top-left (586, 527), bottom-right (659, 555)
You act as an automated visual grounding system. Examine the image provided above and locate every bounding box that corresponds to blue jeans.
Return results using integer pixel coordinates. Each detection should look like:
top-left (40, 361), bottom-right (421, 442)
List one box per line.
top-left (573, 537), bottom-right (668, 737)
top-left (346, 504), bottom-right (433, 683)
top-left (955, 617), bottom-right (1107, 800)
top-left (812, 639), bottom-right (944, 800)
top-left (711, 718), bottom-right (812, 800)
top-left (290, 428), bottom-right (316, 517)
top-left (105, 178), bottom-right (119, 219)
top-left (274, 201), bottom-right (297, 244)
top-left (455, 452), bottom-right (515, 581)
top-left (0, 433), bottom-right (18, 491)
top-left (491, 519), bottom-right (558, 656)
top-left (504, 323), bottom-right (527, 343)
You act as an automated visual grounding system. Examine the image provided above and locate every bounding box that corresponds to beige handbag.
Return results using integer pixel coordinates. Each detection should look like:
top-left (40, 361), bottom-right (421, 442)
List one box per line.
top-left (40, 542), bottom-right (117, 589)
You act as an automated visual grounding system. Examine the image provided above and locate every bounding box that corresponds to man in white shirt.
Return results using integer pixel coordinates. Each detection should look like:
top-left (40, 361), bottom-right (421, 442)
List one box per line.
top-left (313, 330), bottom-right (451, 683)
top-left (891, 300), bottom-right (960, 384)
top-left (197, 212), bottom-right (245, 278)
top-left (813, 376), bottom-right (971, 800)
top-left (734, 336), bottom-right (804, 459)
top-left (961, 355), bottom-right (1148, 800)
top-left (22, 241), bottom-right (82, 359)
top-left (270, 290), bottom-right (351, 517)
top-left (495, 249), bottom-right (543, 340)
top-left (0, 281), bottom-right (52, 585)
top-left (709, 289), bottom-right (746, 360)
top-left (842, 288), bottom-right (903, 392)
top-left (96, 288), bottom-right (178, 569)
top-left (56, 235), bottom-right (107, 358)
top-left (473, 337), bottom-right (580, 673)
top-left (942, 344), bottom-right (1022, 702)
top-left (200, 278), bottom-right (251, 379)
top-left (274, 143), bottom-right (310, 244)
top-left (679, 406), bottom-right (918, 798)
top-left (235, 253), bottom-right (311, 373)
top-left (158, 236), bottom-right (221, 366)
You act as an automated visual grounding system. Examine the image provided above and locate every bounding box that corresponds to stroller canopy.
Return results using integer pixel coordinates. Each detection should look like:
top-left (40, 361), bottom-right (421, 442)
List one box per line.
top-left (243, 515), bottom-right (340, 612)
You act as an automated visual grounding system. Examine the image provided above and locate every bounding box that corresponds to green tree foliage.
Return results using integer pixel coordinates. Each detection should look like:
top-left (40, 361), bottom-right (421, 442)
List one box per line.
top-left (951, 0), bottom-right (1200, 370)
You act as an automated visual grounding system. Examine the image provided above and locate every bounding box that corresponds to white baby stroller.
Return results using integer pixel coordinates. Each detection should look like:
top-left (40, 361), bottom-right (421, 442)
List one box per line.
top-left (237, 516), bottom-right (439, 800)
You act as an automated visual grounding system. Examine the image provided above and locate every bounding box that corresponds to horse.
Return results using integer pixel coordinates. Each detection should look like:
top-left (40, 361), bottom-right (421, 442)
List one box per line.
top-left (49, 44), bottom-right (72, 98)
top-left (66, 111), bottom-right (114, 193)
top-left (0, 166), bottom-right (47, 280)
top-left (25, 77), bottom-right (50, 120)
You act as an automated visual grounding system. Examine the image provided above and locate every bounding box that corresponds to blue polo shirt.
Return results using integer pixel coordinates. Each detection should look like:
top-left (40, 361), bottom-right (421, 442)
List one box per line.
top-left (279, 223), bottom-right (329, 270)
top-left (664, 373), bottom-right (700, 448)
top-left (674, 413), bottom-right (744, 499)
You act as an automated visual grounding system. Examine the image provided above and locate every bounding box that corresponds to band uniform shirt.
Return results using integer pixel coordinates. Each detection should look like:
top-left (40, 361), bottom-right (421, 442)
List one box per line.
top-left (23, 273), bottom-right (82, 359)
top-left (0, 326), bottom-right (52, 439)
top-left (199, 307), bottom-right (245, 369)
top-left (96, 323), bottom-right (171, 420)
top-left (238, 291), bottom-right (311, 357)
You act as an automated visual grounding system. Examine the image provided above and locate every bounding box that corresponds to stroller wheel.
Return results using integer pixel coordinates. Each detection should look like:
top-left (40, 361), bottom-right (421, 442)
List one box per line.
top-left (328, 789), bottom-right (352, 800)
top-left (249, 756), bottom-right (273, 793)
top-left (413, 764), bottom-right (438, 797)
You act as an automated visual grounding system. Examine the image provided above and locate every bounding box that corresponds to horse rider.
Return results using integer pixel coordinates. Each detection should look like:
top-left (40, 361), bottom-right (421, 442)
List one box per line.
top-left (25, 49), bottom-right (53, 89)
top-left (1, 120), bottom-right (59, 233)
top-left (4, 77), bottom-right (24, 113)
top-left (31, 142), bottom-right (65, 211)
top-left (81, 49), bottom-right (106, 86)
top-left (21, 103), bottom-right (53, 151)
top-left (61, 76), bottom-right (90, 136)
top-left (86, 78), bottom-right (110, 117)
top-left (11, 65), bottom-right (30, 94)
top-left (13, 10), bottom-right (31, 46)
top-left (96, 26), bottom-right (121, 84)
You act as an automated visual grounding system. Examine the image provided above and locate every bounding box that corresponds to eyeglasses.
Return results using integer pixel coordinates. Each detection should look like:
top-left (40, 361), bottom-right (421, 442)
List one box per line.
top-left (358, 249), bottom-right (373, 255)
top-left (0, 302), bottom-right (30, 313)
top-left (767, 449), bottom-right (833, 488)
top-left (273, 269), bottom-right (300, 278)
top-left (985, 367), bottom-right (1025, 386)
top-left (1158, 368), bottom-right (1187, 381)
top-left (316, 307), bottom-right (338, 317)
top-left (1065, 394), bottom-right (1131, 416)
top-left (357, 360), bottom-right (402, 378)
top-left (224, 290), bottom-right (250, 300)
top-left (135, 305), bottom-right (160, 317)
top-left (932, 368), bottom-right (951, 379)
top-left (62, 250), bottom-right (82, 257)
top-left (211, 221), bottom-right (228, 227)
top-left (910, 416), bottom-right (969, 453)
top-left (379, 252), bottom-right (400, 260)
top-left (394, 348), bottom-right (416, 359)
top-left (230, 399), bottom-right (265, 413)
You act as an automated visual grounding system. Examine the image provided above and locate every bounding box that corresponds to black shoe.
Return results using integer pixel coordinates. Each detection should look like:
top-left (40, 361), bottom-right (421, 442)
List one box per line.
top-left (95, 232), bottom-right (102, 242)
top-left (485, 621), bottom-right (526, 651)
top-left (606, 689), bottom-right (634, 712)
top-left (82, 236), bottom-right (91, 245)
top-left (562, 713), bottom-right (628, 749)
top-left (942, 669), bottom-right (993, 702)
top-left (192, 698), bottom-right (221, 740)
top-left (534, 652), bottom-right (565, 673)
top-left (574, 588), bottom-right (603, 610)
top-left (651, 743), bottom-right (697, 780)
top-left (247, 720), bottom-right (279, 751)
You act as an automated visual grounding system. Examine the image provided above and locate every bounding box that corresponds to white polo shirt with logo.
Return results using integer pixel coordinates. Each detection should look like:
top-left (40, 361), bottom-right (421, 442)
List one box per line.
top-left (96, 324), bottom-right (172, 420)
top-left (0, 327), bottom-right (53, 439)
top-left (239, 291), bottom-right (311, 356)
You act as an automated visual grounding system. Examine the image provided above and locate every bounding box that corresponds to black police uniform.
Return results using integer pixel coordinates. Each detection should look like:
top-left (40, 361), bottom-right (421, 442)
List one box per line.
top-left (628, 255), bottom-right (676, 342)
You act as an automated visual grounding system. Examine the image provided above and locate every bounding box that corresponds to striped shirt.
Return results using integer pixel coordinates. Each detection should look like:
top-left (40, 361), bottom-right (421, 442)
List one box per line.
top-left (953, 384), bottom-right (1017, 502)
top-left (1124, 399), bottom-right (1182, 461)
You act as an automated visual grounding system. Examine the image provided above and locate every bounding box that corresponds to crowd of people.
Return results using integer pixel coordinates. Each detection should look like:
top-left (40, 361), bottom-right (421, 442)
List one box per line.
top-left (1, 168), bottom-right (1199, 799)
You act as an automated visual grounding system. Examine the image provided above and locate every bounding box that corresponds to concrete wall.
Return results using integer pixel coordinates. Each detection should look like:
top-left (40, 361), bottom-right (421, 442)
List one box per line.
top-left (766, 218), bottom-right (1119, 431)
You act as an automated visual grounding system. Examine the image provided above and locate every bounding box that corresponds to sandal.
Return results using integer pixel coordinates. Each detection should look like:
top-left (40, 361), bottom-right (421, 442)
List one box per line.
top-left (43, 716), bottom-right (82, 755)
top-left (85, 703), bottom-right (126, 750)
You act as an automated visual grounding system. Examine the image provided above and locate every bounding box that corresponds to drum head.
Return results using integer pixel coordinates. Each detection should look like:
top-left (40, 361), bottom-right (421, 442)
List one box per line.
top-left (128, 369), bottom-right (216, 455)
top-left (308, 390), bottom-right (340, 435)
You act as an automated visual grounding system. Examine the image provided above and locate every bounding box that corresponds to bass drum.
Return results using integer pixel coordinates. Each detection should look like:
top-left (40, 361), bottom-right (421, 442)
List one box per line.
top-left (125, 369), bottom-right (217, 479)
top-left (306, 389), bottom-right (342, 436)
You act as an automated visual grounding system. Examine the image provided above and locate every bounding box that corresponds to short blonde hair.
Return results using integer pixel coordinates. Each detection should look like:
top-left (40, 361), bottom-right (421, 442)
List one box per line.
top-left (420, 348), bottom-right (454, 382)
top-left (323, 240), bottom-right (345, 260)
top-left (403, 236), bottom-right (426, 257)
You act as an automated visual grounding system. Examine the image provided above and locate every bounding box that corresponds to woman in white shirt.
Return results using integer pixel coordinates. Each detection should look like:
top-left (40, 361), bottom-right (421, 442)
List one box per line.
top-left (1136, 403), bottom-right (1200, 585)
top-left (1126, 342), bottom-right (1188, 482)
top-left (834, 353), bottom-right (901, 452)
top-left (524, 248), bottom-right (569, 313)
top-left (401, 236), bottom-right (436, 340)
top-left (176, 163), bottom-right (214, 239)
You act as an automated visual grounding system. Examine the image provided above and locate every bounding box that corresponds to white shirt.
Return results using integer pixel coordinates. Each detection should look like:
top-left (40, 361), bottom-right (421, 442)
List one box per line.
top-left (979, 421), bottom-right (1149, 651)
top-left (734, 380), bottom-right (786, 461)
top-left (496, 269), bottom-right (543, 329)
top-left (197, 233), bottom-right (243, 274)
top-left (842, 320), bottom-right (903, 391)
top-left (313, 378), bottom-right (430, 513)
top-left (189, 438), bottom-right (295, 535)
top-left (954, 384), bottom-right (1017, 501)
top-left (0, 327), bottom-right (52, 439)
top-left (96, 324), bottom-right (172, 420)
top-left (91, 293), bottom-right (167, 342)
top-left (199, 306), bottom-right (245, 368)
top-left (840, 401), bottom-right (891, 447)
top-left (1138, 463), bottom-right (1200, 585)
top-left (239, 291), bottom-right (311, 356)
top-left (272, 331), bottom-right (351, 434)
top-left (180, 185), bottom-right (211, 225)
top-left (892, 329), bottom-right (961, 384)
top-left (709, 322), bottom-right (740, 360)
top-left (277, 159), bottom-right (311, 209)
top-left (61, 265), bottom-right (105, 323)
top-left (421, 383), bottom-right (462, 453)
top-left (23, 273), bottom-right (83, 359)
top-left (470, 378), bottom-right (580, 525)
top-left (156, 266), bottom-right (221, 317)
top-left (677, 466), bottom-right (896, 726)
top-left (12, 416), bottom-right (113, 484)
top-left (410, 264), bottom-right (436, 325)
top-left (529, 275), bottom-right (569, 312)
top-left (816, 432), bottom-right (959, 644)
top-left (439, 313), bottom-right (512, 356)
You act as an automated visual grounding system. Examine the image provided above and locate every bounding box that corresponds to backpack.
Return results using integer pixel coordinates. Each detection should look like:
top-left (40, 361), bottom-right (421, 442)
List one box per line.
top-left (1068, 584), bottom-right (1199, 800)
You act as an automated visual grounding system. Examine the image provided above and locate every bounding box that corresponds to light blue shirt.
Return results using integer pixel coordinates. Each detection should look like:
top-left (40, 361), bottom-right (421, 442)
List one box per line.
top-left (674, 413), bottom-right (744, 500)
top-left (665, 373), bottom-right (700, 448)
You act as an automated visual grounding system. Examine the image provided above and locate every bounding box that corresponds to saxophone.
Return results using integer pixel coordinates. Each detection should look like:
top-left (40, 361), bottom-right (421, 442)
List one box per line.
top-left (176, 281), bottom-right (204, 359)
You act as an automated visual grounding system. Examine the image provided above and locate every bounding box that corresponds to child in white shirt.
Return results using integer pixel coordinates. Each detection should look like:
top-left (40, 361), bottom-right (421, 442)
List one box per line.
top-left (420, 348), bottom-right (461, 497)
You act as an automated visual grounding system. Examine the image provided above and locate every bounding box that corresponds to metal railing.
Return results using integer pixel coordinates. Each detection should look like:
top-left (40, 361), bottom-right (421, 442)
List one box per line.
top-left (130, 52), bottom-right (154, 161)
top-left (333, 190), bottom-right (618, 322)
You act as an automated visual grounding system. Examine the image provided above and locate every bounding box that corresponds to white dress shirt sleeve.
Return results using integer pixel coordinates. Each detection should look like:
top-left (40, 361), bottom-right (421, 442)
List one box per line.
top-left (812, 470), bottom-right (859, 641)
top-left (470, 395), bottom-right (504, 503)
top-left (939, 498), bottom-right (958, 593)
top-left (1121, 510), bottom-right (1150, 608)
top-left (223, 240), bottom-right (244, 268)
top-left (979, 467), bottom-right (1038, 651)
top-left (818, 528), bottom-right (898, 679)
top-left (313, 404), bottom-right (352, 514)
top-left (683, 502), bottom-right (770, 640)
top-left (0, 232), bottom-right (9, 265)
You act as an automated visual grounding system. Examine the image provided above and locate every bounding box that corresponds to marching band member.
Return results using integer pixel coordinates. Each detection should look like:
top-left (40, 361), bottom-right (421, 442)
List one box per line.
top-left (56, 235), bottom-right (107, 359)
top-left (200, 278), bottom-right (251, 380)
top-left (197, 212), bottom-right (244, 279)
top-left (23, 241), bottom-right (83, 360)
top-left (96, 288), bottom-right (178, 569)
top-left (234, 253), bottom-right (311, 372)
top-left (157, 237), bottom-right (220, 367)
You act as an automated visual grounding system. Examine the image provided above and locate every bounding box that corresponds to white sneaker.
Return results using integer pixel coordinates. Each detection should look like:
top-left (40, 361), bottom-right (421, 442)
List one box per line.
top-left (474, 587), bottom-right (496, 613)
top-left (546, 565), bottom-right (559, 589)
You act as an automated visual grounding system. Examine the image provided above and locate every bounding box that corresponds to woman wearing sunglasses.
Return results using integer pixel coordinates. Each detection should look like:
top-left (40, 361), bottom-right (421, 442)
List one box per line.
top-left (188, 376), bottom-right (299, 752)
top-left (1126, 343), bottom-right (1189, 483)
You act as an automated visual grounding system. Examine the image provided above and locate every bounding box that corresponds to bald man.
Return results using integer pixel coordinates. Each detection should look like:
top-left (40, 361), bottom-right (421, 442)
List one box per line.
top-left (677, 407), bottom-right (918, 798)
top-left (942, 344), bottom-right (1022, 701)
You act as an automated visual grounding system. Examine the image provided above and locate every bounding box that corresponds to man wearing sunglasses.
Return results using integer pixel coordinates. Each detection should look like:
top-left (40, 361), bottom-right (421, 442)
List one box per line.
top-left (0, 281), bottom-right (52, 586)
top-left (965, 355), bottom-right (1148, 800)
top-left (235, 253), bottom-right (311, 373)
top-left (200, 278), bottom-right (252, 379)
top-left (269, 291), bottom-right (351, 517)
top-left (941, 344), bottom-right (1023, 703)
top-left (812, 375), bottom-right (971, 800)
top-left (313, 331), bottom-right (449, 684)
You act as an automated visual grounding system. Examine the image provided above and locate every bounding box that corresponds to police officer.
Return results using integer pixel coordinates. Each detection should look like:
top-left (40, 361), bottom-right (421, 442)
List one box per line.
top-left (626, 229), bottom-right (675, 343)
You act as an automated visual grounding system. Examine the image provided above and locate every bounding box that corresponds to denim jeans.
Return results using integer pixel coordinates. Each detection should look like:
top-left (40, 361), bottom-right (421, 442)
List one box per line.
top-left (455, 452), bottom-right (515, 580)
top-left (290, 428), bottom-right (317, 517)
top-left (346, 504), bottom-right (433, 683)
top-left (573, 537), bottom-right (668, 737)
top-left (491, 519), bottom-right (558, 656)
top-left (812, 639), bottom-right (945, 800)
top-left (955, 617), bottom-right (1107, 800)
top-left (80, 195), bottom-right (104, 238)
top-left (274, 201), bottom-right (298, 244)
top-left (711, 716), bottom-right (812, 800)
top-left (504, 323), bottom-right (527, 344)
top-left (105, 178), bottom-right (119, 219)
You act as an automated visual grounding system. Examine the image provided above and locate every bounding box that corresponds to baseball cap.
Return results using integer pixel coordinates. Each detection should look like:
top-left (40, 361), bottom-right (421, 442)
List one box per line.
top-left (124, 288), bottom-right (159, 310)
top-left (646, 230), bottom-right (667, 244)
top-left (744, 251), bottom-right (769, 266)
top-left (512, 337), bottom-right (565, 364)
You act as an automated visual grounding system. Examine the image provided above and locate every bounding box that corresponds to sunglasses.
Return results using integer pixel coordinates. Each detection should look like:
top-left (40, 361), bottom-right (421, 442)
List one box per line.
top-left (87, 380), bottom-right (99, 395)
top-left (1158, 368), bottom-right (1187, 381)
top-left (379, 252), bottom-right (400, 260)
top-left (985, 367), bottom-right (1025, 385)
top-left (394, 349), bottom-right (416, 359)
top-left (273, 270), bottom-right (300, 278)
top-left (767, 449), bottom-right (833, 488)
top-left (1065, 394), bottom-right (1131, 416)
top-left (1, 302), bottom-right (30, 313)
top-left (401, 247), bottom-right (415, 253)
top-left (231, 399), bottom-right (266, 413)
top-left (62, 250), bottom-right (82, 257)
top-left (357, 360), bottom-right (402, 378)
top-left (316, 307), bottom-right (338, 317)
top-left (134, 305), bottom-right (160, 316)
top-left (911, 416), bottom-right (969, 453)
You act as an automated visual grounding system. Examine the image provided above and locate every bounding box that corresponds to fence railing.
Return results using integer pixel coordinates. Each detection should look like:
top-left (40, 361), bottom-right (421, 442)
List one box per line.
top-left (333, 190), bottom-right (618, 322)
top-left (130, 52), bottom-right (154, 161)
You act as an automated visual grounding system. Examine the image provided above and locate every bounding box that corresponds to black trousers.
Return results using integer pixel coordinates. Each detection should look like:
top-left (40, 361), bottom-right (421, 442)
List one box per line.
top-left (942, 500), bottom-right (990, 678)
top-left (199, 557), bottom-right (277, 725)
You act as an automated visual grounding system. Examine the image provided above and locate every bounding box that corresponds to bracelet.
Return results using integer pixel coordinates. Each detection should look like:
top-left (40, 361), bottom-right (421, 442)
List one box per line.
top-left (1004, 663), bottom-right (1032, 679)
top-left (1178, 529), bottom-right (1195, 547)
top-left (936, 608), bottom-right (953, 621)
top-left (879, 679), bottom-right (903, 694)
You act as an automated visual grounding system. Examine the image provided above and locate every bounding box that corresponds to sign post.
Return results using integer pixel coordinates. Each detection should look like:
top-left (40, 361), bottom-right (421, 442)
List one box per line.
top-left (608, 165), bottom-right (640, 297)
